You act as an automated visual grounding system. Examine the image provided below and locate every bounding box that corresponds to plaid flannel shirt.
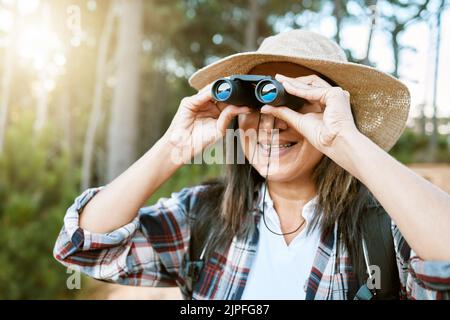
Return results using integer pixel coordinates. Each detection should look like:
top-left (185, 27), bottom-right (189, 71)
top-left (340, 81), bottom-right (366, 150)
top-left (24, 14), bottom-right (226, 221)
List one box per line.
top-left (54, 185), bottom-right (450, 300)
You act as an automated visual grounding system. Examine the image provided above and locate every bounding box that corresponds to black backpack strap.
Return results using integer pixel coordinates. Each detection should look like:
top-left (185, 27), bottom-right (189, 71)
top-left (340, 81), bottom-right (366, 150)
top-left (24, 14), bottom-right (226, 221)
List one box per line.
top-left (182, 230), bottom-right (213, 299)
top-left (355, 204), bottom-right (400, 300)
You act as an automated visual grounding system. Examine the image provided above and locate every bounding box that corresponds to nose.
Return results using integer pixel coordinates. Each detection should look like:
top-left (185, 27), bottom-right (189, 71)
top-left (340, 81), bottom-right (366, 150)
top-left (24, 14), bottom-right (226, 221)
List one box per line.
top-left (259, 112), bottom-right (288, 131)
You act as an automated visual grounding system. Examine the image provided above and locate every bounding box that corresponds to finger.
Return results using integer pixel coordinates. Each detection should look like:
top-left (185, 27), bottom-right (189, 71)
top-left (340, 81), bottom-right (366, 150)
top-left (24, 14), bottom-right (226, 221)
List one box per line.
top-left (259, 105), bottom-right (304, 132)
top-left (183, 90), bottom-right (214, 111)
top-left (290, 74), bottom-right (332, 88)
top-left (260, 105), bottom-right (323, 139)
top-left (215, 101), bottom-right (227, 112)
top-left (198, 101), bottom-right (222, 117)
top-left (280, 79), bottom-right (327, 103)
top-left (196, 105), bottom-right (221, 118)
top-left (216, 106), bottom-right (251, 135)
top-left (278, 78), bottom-right (349, 106)
top-left (198, 83), bottom-right (213, 94)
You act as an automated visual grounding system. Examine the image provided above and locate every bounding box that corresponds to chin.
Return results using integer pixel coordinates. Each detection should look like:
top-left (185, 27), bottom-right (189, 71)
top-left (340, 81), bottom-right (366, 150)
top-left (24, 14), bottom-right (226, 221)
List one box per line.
top-left (252, 163), bottom-right (302, 182)
top-left (251, 151), bottom-right (322, 184)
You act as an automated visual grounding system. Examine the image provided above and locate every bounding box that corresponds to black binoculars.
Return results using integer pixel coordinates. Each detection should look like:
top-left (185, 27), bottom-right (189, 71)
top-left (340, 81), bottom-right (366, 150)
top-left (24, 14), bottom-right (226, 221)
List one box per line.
top-left (211, 74), bottom-right (306, 110)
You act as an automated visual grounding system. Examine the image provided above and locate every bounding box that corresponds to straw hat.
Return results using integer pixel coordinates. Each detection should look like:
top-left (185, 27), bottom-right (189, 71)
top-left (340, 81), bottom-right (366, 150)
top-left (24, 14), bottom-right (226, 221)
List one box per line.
top-left (188, 29), bottom-right (410, 151)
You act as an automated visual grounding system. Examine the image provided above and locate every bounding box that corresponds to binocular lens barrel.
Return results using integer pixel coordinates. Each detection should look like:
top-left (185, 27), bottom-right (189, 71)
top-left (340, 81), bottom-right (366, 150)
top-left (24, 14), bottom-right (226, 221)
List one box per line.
top-left (215, 81), bottom-right (232, 100)
top-left (255, 79), bottom-right (305, 108)
top-left (256, 81), bottom-right (278, 104)
top-left (211, 75), bottom-right (306, 110)
top-left (259, 82), bottom-right (277, 103)
top-left (212, 78), bottom-right (259, 106)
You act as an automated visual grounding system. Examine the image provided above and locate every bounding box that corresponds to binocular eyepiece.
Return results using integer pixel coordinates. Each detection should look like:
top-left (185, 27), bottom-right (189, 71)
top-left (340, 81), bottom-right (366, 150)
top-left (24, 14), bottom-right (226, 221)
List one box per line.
top-left (211, 74), bottom-right (306, 110)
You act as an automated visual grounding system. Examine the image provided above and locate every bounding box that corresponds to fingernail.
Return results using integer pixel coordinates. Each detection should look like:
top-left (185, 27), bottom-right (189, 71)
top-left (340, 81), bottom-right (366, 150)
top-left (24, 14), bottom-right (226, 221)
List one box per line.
top-left (260, 105), bottom-right (270, 112)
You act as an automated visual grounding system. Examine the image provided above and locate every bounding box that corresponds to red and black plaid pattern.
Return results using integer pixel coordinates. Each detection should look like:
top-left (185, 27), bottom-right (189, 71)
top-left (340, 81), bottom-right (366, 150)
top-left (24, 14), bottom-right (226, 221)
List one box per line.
top-left (54, 185), bottom-right (450, 299)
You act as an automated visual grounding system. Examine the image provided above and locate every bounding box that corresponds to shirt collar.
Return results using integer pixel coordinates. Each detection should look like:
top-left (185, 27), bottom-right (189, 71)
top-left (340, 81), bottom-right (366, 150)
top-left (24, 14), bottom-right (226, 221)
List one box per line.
top-left (256, 183), bottom-right (318, 223)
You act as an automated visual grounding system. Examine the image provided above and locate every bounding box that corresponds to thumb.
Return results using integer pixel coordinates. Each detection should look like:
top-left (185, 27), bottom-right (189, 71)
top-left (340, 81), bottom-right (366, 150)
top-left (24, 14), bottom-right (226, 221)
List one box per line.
top-left (260, 105), bottom-right (305, 133)
top-left (216, 105), bottom-right (251, 135)
top-left (260, 105), bottom-right (323, 145)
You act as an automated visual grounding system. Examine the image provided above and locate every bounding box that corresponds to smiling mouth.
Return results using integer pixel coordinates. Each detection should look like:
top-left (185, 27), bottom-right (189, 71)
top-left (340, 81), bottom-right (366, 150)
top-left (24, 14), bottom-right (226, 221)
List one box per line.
top-left (258, 142), bottom-right (297, 150)
top-left (256, 141), bottom-right (298, 160)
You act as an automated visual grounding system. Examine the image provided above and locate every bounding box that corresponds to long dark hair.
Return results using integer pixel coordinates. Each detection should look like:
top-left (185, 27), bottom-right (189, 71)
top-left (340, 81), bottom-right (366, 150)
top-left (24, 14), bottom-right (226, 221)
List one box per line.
top-left (190, 118), bottom-right (377, 275)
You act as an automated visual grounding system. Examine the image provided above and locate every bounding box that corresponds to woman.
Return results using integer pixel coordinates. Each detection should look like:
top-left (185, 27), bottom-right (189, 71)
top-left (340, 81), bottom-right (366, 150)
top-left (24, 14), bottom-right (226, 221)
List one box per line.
top-left (54, 30), bottom-right (450, 300)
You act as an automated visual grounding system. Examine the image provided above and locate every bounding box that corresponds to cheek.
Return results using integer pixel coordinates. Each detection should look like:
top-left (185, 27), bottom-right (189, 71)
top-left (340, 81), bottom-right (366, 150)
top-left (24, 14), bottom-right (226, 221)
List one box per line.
top-left (296, 141), bottom-right (324, 168)
top-left (238, 113), bottom-right (260, 157)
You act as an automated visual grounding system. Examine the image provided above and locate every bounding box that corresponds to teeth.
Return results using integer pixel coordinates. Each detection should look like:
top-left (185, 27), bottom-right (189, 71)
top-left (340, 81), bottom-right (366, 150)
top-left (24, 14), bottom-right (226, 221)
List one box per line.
top-left (259, 143), bottom-right (294, 148)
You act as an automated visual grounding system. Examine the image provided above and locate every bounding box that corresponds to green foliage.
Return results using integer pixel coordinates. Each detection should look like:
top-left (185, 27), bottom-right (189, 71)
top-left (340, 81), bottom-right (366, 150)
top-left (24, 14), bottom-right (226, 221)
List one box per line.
top-left (0, 111), bottom-right (79, 299)
top-left (389, 128), bottom-right (450, 163)
top-left (0, 108), bottom-right (221, 299)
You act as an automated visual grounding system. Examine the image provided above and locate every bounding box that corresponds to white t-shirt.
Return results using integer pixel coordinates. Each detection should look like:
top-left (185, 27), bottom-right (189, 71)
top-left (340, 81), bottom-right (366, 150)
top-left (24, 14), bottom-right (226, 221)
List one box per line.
top-left (241, 186), bottom-right (321, 300)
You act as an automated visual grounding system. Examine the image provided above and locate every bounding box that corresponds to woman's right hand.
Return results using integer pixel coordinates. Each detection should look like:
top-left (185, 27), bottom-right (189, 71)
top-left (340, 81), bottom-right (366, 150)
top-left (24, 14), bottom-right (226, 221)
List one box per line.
top-left (80, 83), bottom-right (250, 233)
top-left (164, 84), bottom-right (251, 163)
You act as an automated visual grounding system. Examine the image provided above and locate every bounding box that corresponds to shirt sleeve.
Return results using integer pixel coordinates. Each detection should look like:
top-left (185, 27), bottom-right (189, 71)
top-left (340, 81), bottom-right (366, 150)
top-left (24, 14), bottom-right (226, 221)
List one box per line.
top-left (392, 221), bottom-right (450, 299)
top-left (53, 185), bottom-right (205, 287)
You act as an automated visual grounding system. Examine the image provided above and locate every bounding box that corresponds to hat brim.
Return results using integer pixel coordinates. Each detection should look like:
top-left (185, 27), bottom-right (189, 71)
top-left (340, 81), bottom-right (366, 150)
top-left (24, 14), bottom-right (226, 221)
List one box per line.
top-left (189, 52), bottom-right (410, 151)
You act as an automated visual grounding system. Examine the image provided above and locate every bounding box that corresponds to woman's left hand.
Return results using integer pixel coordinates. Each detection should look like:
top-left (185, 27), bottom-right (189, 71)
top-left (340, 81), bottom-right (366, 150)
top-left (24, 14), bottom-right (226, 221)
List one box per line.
top-left (260, 74), bottom-right (358, 154)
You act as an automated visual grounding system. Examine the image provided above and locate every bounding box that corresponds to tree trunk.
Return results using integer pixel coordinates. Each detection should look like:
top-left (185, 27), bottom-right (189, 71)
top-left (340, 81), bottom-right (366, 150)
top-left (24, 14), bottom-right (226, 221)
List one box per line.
top-left (33, 88), bottom-right (49, 131)
top-left (34, 4), bottom-right (53, 132)
top-left (81, 1), bottom-right (117, 190)
top-left (0, 44), bottom-right (14, 153)
top-left (0, 7), bottom-right (17, 153)
top-left (428, 0), bottom-right (444, 161)
top-left (58, 84), bottom-right (71, 152)
top-left (333, 0), bottom-right (343, 46)
top-left (391, 25), bottom-right (401, 78)
top-left (362, 1), bottom-right (378, 66)
top-left (140, 70), bottom-right (168, 155)
top-left (244, 0), bottom-right (260, 51)
top-left (106, 0), bottom-right (143, 181)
